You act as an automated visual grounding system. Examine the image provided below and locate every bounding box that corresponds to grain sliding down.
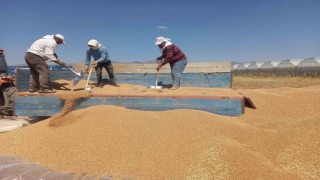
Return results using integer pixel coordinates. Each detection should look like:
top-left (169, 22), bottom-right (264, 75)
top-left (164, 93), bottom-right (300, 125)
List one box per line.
top-left (49, 91), bottom-right (90, 127)
top-left (0, 78), bottom-right (319, 179)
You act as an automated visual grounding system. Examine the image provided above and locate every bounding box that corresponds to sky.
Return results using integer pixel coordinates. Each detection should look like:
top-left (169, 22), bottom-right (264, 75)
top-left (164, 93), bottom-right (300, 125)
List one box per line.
top-left (0, 0), bottom-right (319, 65)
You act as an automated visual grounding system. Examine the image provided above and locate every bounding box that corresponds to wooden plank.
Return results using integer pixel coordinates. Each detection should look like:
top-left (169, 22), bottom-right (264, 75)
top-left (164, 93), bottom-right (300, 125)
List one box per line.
top-left (14, 95), bottom-right (244, 116)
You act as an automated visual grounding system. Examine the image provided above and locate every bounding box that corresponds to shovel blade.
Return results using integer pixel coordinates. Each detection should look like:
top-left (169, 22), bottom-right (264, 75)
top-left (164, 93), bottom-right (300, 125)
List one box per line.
top-left (149, 86), bottom-right (162, 89)
top-left (85, 86), bottom-right (92, 93)
top-left (72, 71), bottom-right (83, 86)
top-left (72, 76), bottom-right (81, 86)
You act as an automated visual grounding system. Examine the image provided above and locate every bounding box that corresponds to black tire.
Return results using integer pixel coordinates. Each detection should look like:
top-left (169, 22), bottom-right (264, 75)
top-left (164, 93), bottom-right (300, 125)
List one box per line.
top-left (0, 84), bottom-right (16, 115)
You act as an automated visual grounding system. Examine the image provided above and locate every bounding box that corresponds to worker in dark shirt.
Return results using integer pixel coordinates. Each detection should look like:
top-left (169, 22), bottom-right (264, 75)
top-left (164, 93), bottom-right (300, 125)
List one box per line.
top-left (155, 37), bottom-right (187, 90)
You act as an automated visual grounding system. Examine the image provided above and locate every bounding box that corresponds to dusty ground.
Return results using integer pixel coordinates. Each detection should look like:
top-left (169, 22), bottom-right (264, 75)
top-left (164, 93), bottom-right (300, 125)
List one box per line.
top-left (0, 76), bottom-right (319, 179)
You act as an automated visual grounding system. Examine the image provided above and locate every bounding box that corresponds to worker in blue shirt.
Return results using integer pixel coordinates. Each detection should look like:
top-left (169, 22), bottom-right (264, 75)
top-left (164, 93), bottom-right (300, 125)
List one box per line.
top-left (85, 39), bottom-right (119, 88)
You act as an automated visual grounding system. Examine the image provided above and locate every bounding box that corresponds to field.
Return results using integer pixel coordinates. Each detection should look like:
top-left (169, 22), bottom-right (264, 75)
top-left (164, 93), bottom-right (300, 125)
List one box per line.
top-left (233, 75), bottom-right (320, 89)
top-left (0, 76), bottom-right (319, 179)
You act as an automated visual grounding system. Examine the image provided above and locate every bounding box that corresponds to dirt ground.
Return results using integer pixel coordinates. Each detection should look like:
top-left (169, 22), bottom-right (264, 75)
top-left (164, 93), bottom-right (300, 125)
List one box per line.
top-left (0, 76), bottom-right (319, 179)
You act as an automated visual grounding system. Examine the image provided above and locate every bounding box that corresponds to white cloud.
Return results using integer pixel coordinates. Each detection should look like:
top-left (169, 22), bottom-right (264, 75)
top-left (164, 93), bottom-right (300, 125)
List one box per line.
top-left (157, 26), bottom-right (168, 29)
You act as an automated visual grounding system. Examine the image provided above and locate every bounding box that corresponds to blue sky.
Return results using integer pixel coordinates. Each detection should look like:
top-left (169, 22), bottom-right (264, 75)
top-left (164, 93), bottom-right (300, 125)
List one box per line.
top-left (0, 0), bottom-right (319, 65)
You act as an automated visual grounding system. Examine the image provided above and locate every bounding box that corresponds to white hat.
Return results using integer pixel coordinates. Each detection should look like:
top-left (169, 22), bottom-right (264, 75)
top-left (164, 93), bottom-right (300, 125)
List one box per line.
top-left (155, 36), bottom-right (166, 45)
top-left (54, 34), bottom-right (65, 44)
top-left (155, 36), bottom-right (171, 45)
top-left (88, 39), bottom-right (100, 50)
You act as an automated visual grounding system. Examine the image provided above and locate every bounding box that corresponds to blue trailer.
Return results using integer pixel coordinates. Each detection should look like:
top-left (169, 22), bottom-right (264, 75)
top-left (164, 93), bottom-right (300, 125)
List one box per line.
top-left (13, 62), bottom-right (245, 116)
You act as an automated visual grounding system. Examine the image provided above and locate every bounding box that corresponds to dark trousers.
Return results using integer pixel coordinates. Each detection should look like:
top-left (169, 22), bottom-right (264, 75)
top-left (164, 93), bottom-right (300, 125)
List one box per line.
top-left (24, 52), bottom-right (50, 90)
top-left (95, 61), bottom-right (116, 86)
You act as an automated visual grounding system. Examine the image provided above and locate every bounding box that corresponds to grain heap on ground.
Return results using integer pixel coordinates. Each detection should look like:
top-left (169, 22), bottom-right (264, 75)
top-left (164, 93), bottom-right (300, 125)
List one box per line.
top-left (0, 79), bottom-right (319, 179)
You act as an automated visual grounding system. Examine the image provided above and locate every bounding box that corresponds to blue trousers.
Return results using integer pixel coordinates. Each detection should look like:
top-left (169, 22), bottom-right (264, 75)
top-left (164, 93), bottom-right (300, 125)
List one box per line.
top-left (170, 59), bottom-right (187, 87)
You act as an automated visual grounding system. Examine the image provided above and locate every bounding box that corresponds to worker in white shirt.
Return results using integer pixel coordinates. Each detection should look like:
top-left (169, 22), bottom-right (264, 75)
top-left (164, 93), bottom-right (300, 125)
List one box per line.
top-left (25, 34), bottom-right (67, 93)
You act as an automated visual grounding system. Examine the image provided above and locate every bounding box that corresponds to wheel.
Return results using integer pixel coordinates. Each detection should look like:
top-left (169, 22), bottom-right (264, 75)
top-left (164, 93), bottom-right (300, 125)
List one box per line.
top-left (0, 84), bottom-right (16, 115)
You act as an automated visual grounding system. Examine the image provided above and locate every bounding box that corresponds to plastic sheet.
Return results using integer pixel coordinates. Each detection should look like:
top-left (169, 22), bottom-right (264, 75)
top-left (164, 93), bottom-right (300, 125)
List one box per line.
top-left (0, 156), bottom-right (114, 180)
top-left (0, 116), bottom-right (48, 133)
top-left (0, 119), bottom-right (29, 133)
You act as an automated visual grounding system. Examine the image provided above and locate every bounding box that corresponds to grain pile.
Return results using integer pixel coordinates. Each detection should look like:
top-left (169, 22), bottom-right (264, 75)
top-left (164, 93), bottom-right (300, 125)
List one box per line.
top-left (0, 80), bottom-right (320, 179)
top-left (48, 79), bottom-right (243, 98)
top-left (49, 91), bottom-right (90, 127)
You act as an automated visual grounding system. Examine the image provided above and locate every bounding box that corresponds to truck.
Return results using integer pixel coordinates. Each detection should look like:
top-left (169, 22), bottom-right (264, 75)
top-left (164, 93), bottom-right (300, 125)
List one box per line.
top-left (0, 49), bottom-right (15, 116)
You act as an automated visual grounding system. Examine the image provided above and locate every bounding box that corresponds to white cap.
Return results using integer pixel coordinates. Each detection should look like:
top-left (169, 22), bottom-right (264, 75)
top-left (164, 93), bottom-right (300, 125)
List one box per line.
top-left (88, 39), bottom-right (100, 50)
top-left (155, 36), bottom-right (166, 45)
top-left (54, 34), bottom-right (65, 44)
top-left (155, 36), bottom-right (171, 45)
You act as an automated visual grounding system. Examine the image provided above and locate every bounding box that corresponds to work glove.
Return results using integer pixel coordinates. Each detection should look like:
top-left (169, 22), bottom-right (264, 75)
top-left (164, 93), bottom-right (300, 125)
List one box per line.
top-left (91, 61), bottom-right (98, 68)
top-left (156, 57), bottom-right (163, 64)
top-left (85, 67), bottom-right (89, 74)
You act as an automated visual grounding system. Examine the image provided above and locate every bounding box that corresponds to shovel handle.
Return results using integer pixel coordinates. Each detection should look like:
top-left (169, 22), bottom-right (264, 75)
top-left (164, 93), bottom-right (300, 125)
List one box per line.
top-left (85, 67), bottom-right (93, 88)
top-left (64, 65), bottom-right (79, 75)
top-left (155, 70), bottom-right (159, 87)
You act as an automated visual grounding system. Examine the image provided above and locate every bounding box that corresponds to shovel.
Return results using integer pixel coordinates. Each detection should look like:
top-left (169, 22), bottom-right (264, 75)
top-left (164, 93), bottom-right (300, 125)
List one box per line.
top-left (64, 65), bottom-right (83, 86)
top-left (85, 67), bottom-right (93, 91)
top-left (150, 70), bottom-right (162, 89)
